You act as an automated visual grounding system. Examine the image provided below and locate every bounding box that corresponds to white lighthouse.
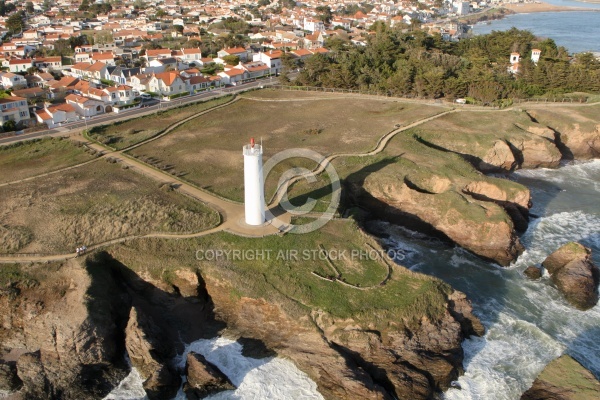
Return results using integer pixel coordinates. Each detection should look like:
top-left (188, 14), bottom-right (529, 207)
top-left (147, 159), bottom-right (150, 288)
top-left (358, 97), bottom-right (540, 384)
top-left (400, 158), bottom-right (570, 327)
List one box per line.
top-left (243, 138), bottom-right (265, 226)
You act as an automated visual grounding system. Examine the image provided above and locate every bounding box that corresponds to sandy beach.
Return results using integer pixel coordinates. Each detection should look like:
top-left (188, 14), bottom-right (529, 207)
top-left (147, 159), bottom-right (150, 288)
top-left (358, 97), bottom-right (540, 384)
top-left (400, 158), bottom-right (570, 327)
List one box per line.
top-left (501, 1), bottom-right (596, 13)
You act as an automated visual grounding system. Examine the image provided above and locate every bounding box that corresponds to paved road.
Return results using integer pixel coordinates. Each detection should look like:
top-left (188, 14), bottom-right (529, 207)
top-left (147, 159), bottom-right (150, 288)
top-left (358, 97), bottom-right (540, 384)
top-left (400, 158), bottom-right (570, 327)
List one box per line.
top-left (0, 77), bottom-right (278, 146)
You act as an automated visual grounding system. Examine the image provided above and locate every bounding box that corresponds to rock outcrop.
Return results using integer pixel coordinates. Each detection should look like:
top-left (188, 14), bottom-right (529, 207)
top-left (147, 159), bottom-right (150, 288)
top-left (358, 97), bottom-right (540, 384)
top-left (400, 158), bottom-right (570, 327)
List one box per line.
top-left (2, 243), bottom-right (484, 400)
top-left (0, 361), bottom-right (21, 392)
top-left (359, 173), bottom-right (524, 266)
top-left (125, 307), bottom-right (181, 400)
top-left (203, 271), bottom-right (483, 400)
top-left (542, 242), bottom-right (599, 310)
top-left (521, 355), bottom-right (600, 400)
top-left (523, 266), bottom-right (542, 280)
top-left (559, 125), bottom-right (600, 159)
top-left (184, 352), bottom-right (235, 399)
top-left (0, 259), bottom-right (130, 399)
top-left (480, 140), bottom-right (517, 172)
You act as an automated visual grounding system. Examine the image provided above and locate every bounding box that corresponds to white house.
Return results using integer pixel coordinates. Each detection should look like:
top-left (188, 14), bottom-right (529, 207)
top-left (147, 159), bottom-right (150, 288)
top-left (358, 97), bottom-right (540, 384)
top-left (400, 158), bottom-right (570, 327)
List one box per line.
top-left (8, 58), bottom-right (33, 73)
top-left (66, 94), bottom-right (109, 117)
top-left (253, 51), bottom-right (283, 75)
top-left (35, 103), bottom-right (78, 128)
top-left (218, 68), bottom-right (248, 85)
top-left (0, 96), bottom-right (30, 125)
top-left (303, 18), bottom-right (325, 33)
top-left (0, 72), bottom-right (28, 89)
top-left (147, 71), bottom-right (188, 96)
top-left (217, 47), bottom-right (250, 62)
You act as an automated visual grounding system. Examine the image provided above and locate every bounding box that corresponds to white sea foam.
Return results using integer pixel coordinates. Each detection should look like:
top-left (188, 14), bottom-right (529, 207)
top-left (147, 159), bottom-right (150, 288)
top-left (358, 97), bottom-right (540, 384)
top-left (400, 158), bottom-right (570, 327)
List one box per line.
top-left (445, 313), bottom-right (564, 400)
top-left (103, 367), bottom-right (148, 400)
top-left (173, 337), bottom-right (324, 400)
top-left (105, 337), bottom-right (324, 400)
top-left (513, 159), bottom-right (600, 192)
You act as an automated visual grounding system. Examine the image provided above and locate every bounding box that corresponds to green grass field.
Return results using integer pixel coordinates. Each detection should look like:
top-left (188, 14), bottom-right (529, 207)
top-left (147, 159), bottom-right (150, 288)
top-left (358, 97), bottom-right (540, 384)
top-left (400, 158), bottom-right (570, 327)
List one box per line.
top-left (524, 103), bottom-right (600, 136)
top-left (0, 138), bottom-right (96, 184)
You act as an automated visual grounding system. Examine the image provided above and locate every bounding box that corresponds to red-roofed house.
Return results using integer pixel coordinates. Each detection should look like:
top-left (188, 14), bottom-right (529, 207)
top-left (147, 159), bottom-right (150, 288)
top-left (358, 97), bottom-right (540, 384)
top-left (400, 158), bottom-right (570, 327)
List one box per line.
top-left (9, 58), bottom-right (33, 73)
top-left (217, 47), bottom-right (250, 62)
top-left (33, 56), bottom-right (62, 70)
top-left (253, 51), bottom-right (283, 75)
top-left (148, 72), bottom-right (188, 96)
top-left (217, 68), bottom-right (248, 85)
top-left (36, 103), bottom-right (78, 128)
top-left (66, 94), bottom-right (108, 117)
top-left (91, 52), bottom-right (116, 66)
top-left (144, 48), bottom-right (173, 62)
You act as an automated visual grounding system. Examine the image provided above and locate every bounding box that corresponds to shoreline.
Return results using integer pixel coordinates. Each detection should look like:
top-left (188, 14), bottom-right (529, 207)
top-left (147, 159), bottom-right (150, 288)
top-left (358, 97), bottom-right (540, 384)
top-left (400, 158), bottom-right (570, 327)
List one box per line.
top-left (500, 1), bottom-right (597, 13)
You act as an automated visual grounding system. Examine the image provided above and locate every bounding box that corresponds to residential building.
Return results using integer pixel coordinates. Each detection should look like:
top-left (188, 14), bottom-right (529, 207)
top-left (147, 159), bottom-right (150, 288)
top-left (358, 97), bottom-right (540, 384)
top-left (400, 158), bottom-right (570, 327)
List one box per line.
top-left (0, 97), bottom-right (31, 125)
top-left (0, 72), bottom-right (28, 89)
top-left (9, 58), bottom-right (33, 73)
top-left (35, 103), bottom-right (78, 128)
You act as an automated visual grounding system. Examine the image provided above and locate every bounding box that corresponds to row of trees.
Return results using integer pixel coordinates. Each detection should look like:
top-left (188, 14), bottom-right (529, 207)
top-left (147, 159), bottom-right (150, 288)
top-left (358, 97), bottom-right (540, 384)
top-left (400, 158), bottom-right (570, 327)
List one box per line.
top-left (293, 26), bottom-right (600, 103)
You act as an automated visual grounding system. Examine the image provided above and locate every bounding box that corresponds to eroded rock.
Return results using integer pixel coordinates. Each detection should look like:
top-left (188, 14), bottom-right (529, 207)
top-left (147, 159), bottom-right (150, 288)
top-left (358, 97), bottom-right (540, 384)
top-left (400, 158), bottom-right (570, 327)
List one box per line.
top-left (184, 352), bottom-right (235, 399)
top-left (524, 266), bottom-right (542, 280)
top-left (542, 242), bottom-right (599, 310)
top-left (125, 307), bottom-right (180, 400)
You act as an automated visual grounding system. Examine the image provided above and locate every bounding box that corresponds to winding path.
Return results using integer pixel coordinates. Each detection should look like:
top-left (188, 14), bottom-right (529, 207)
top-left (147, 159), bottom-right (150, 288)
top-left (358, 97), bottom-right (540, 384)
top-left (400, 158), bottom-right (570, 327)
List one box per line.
top-left (4, 90), bottom-right (594, 264)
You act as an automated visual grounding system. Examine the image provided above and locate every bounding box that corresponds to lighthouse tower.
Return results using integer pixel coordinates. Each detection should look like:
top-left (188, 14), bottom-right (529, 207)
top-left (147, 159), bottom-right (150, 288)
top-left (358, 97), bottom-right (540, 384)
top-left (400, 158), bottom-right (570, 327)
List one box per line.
top-left (243, 138), bottom-right (265, 226)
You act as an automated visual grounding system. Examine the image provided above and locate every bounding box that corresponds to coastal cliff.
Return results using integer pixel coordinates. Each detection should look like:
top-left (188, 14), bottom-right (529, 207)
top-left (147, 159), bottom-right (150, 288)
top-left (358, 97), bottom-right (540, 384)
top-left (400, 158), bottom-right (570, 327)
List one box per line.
top-left (346, 107), bottom-right (598, 266)
top-left (0, 238), bottom-right (483, 399)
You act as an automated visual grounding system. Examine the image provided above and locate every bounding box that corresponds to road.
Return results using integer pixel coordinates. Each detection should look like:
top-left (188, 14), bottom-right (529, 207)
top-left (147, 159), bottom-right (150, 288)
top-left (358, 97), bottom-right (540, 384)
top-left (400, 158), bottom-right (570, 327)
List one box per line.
top-left (0, 77), bottom-right (279, 146)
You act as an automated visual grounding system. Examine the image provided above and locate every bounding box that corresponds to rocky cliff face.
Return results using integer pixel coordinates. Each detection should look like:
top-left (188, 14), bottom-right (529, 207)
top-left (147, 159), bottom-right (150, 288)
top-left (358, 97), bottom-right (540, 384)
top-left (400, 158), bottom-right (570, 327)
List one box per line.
top-left (1, 250), bottom-right (483, 400)
top-left (355, 168), bottom-right (526, 266)
top-left (542, 242), bottom-right (599, 310)
top-left (526, 109), bottom-right (600, 160)
top-left (0, 259), bottom-right (130, 399)
top-left (203, 273), bottom-right (483, 400)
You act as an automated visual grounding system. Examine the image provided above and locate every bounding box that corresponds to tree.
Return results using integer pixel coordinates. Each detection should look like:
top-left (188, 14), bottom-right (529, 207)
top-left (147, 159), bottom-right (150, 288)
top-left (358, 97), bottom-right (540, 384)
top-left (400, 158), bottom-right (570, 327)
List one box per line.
top-left (316, 5), bottom-right (332, 24)
top-left (0, 0), bottom-right (16, 17)
top-left (6, 11), bottom-right (25, 34)
top-left (3, 120), bottom-right (16, 132)
top-left (222, 55), bottom-right (240, 65)
top-left (79, 0), bottom-right (89, 11)
top-left (26, 1), bottom-right (34, 13)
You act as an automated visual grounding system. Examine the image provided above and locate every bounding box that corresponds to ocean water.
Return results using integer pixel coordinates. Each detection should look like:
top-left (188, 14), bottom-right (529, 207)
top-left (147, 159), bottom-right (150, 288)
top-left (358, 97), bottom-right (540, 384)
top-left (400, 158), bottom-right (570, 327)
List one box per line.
top-left (104, 337), bottom-right (324, 400)
top-left (372, 159), bottom-right (600, 399)
top-left (472, 11), bottom-right (600, 54)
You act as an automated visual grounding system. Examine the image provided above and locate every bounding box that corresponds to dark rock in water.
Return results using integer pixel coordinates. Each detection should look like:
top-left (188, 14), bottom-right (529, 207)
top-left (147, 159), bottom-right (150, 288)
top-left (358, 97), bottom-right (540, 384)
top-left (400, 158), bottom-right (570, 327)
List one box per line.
top-left (184, 352), bottom-right (235, 399)
top-left (0, 361), bottom-right (22, 392)
top-left (542, 242), bottom-right (599, 310)
top-left (524, 266), bottom-right (542, 280)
